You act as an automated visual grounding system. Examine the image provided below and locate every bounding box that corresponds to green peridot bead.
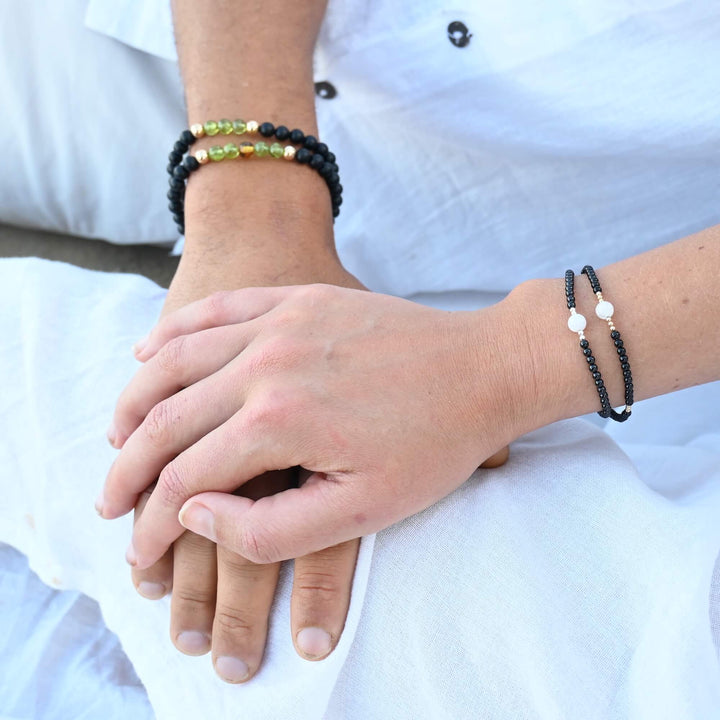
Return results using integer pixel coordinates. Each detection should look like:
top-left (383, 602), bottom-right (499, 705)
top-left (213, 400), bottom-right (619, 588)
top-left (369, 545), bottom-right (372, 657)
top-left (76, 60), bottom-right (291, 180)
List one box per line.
top-left (218, 118), bottom-right (233, 135)
top-left (254, 141), bottom-right (270, 157)
top-left (233, 119), bottom-right (247, 134)
top-left (269, 142), bottom-right (284, 158)
top-left (223, 142), bottom-right (239, 159)
top-left (204, 120), bottom-right (219, 136)
top-left (208, 145), bottom-right (225, 161)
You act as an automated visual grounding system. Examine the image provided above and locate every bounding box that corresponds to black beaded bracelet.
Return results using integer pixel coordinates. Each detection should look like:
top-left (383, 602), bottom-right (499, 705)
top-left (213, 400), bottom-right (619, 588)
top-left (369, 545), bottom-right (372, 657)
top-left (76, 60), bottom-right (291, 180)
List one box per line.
top-left (166, 120), bottom-right (342, 235)
top-left (581, 265), bottom-right (633, 422)
top-left (565, 270), bottom-right (613, 419)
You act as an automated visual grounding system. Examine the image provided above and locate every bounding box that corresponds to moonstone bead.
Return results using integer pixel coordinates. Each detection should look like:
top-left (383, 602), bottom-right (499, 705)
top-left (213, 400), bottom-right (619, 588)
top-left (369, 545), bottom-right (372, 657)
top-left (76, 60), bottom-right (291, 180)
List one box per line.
top-left (567, 313), bottom-right (587, 332)
top-left (595, 300), bottom-right (614, 319)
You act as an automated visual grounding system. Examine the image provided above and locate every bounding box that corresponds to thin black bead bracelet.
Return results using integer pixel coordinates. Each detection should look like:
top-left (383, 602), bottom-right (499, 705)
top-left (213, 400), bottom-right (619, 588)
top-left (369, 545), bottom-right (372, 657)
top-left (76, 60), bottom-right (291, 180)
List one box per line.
top-left (581, 265), bottom-right (633, 422)
top-left (565, 270), bottom-right (612, 419)
top-left (167, 120), bottom-right (342, 234)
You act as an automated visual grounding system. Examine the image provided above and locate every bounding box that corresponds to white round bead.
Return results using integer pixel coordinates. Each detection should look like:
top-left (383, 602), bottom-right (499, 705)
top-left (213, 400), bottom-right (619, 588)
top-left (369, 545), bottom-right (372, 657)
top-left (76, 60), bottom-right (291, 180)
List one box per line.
top-left (567, 313), bottom-right (587, 332)
top-left (595, 300), bottom-right (614, 320)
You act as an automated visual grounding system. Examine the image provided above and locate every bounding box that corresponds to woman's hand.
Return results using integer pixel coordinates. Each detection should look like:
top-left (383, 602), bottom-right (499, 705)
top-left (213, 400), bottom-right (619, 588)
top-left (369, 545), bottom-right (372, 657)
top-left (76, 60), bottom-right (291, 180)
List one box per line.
top-left (112, 246), bottom-right (367, 681)
top-left (102, 284), bottom-right (530, 569)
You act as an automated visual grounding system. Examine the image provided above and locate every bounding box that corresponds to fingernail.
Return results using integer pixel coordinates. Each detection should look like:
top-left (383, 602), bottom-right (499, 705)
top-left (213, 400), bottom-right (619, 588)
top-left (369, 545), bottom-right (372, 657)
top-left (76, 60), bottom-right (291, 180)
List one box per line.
top-left (215, 656), bottom-right (250, 683)
top-left (106, 421), bottom-right (117, 446)
top-left (296, 627), bottom-right (332, 660)
top-left (176, 630), bottom-right (211, 656)
top-left (125, 542), bottom-right (137, 566)
top-left (133, 334), bottom-right (150, 357)
top-left (94, 491), bottom-right (105, 517)
top-left (179, 502), bottom-right (217, 542)
top-left (136, 581), bottom-right (167, 600)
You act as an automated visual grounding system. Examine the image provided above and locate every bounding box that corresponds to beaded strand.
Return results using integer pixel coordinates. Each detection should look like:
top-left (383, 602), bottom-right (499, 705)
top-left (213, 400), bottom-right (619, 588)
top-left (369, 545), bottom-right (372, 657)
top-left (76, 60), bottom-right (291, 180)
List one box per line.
top-left (581, 265), bottom-right (633, 422)
top-left (565, 270), bottom-right (612, 419)
top-left (167, 119), bottom-right (342, 235)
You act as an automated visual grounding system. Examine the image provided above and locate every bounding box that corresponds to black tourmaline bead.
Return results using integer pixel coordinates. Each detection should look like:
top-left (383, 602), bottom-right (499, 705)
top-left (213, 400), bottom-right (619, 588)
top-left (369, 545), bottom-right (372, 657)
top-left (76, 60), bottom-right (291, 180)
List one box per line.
top-left (168, 201), bottom-right (178, 212)
top-left (592, 371), bottom-right (602, 381)
top-left (619, 354), bottom-right (628, 363)
top-left (611, 330), bottom-right (620, 339)
top-left (180, 129), bottom-right (195, 146)
top-left (588, 364), bottom-right (597, 372)
top-left (335, 183), bottom-right (343, 195)
top-left (172, 213), bottom-right (184, 225)
top-left (259, 122), bottom-right (275, 137)
top-left (621, 363), bottom-right (630, 371)
top-left (328, 172), bottom-right (340, 185)
top-left (174, 140), bottom-right (189, 155)
top-left (326, 152), bottom-right (336, 163)
top-left (167, 188), bottom-right (182, 201)
top-left (183, 156), bottom-right (200, 172)
top-left (617, 346), bottom-right (626, 354)
top-left (169, 150), bottom-right (183, 164)
top-left (595, 378), bottom-right (604, 387)
top-left (274, 125), bottom-right (290, 140)
top-left (586, 356), bottom-right (595, 364)
top-left (303, 135), bottom-right (318, 151)
top-left (334, 196), bottom-right (343, 206)
top-left (333, 206), bottom-right (340, 218)
top-left (289, 128), bottom-right (305, 144)
top-left (319, 162), bottom-right (334, 178)
top-left (169, 177), bottom-right (185, 190)
top-left (167, 162), bottom-right (177, 175)
top-left (295, 148), bottom-right (312, 164)
top-left (315, 142), bottom-right (328, 157)
top-left (309, 153), bottom-right (325, 170)
top-left (580, 339), bottom-right (589, 348)
top-left (173, 165), bottom-right (189, 180)
top-left (583, 348), bottom-right (592, 356)
top-left (614, 339), bottom-right (624, 347)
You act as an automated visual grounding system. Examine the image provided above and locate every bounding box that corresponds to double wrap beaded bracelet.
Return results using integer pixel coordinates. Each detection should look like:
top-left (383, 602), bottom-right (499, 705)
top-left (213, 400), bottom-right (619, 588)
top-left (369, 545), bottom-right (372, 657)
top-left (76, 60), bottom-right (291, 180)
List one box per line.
top-left (167, 119), bottom-right (343, 235)
top-left (565, 266), bottom-right (634, 422)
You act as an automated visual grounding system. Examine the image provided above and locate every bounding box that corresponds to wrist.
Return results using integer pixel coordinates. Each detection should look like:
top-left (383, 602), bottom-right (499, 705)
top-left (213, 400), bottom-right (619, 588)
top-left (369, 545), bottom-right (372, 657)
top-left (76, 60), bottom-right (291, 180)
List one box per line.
top-left (503, 277), bottom-right (629, 428)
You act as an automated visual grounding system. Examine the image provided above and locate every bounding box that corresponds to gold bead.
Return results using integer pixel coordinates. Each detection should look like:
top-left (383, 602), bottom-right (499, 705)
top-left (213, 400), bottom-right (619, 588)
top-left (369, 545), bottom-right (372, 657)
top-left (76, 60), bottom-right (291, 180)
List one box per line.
top-left (283, 145), bottom-right (296, 160)
top-left (246, 120), bottom-right (259, 133)
top-left (195, 149), bottom-right (210, 164)
top-left (239, 142), bottom-right (255, 157)
top-left (596, 292), bottom-right (603, 300)
top-left (190, 123), bottom-right (205, 138)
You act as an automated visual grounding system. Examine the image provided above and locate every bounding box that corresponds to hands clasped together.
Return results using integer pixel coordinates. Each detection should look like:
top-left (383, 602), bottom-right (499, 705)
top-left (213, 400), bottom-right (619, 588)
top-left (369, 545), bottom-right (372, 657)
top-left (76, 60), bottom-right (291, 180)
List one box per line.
top-left (99, 283), bottom-right (520, 681)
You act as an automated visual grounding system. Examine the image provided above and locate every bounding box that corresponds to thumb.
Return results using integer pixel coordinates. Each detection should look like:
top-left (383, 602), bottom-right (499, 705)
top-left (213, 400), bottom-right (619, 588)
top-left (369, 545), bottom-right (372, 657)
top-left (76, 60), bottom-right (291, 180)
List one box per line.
top-left (178, 477), bottom-right (364, 564)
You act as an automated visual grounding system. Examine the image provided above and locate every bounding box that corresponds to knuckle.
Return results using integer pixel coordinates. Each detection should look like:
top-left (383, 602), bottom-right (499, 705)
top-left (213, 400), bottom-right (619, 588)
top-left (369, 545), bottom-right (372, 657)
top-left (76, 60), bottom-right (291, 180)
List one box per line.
top-left (213, 607), bottom-right (255, 635)
top-left (155, 335), bottom-right (187, 375)
top-left (203, 291), bottom-right (232, 324)
top-left (294, 571), bottom-right (342, 601)
top-left (173, 586), bottom-right (214, 608)
top-left (142, 400), bottom-right (176, 447)
top-left (157, 462), bottom-right (189, 507)
top-left (238, 526), bottom-right (277, 565)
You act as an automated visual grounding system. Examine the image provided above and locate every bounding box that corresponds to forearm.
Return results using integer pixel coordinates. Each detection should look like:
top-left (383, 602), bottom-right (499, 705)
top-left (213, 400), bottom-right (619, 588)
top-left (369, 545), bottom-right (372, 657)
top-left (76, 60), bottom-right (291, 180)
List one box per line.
top-left (171, 0), bottom-right (334, 260)
top-left (507, 227), bottom-right (720, 431)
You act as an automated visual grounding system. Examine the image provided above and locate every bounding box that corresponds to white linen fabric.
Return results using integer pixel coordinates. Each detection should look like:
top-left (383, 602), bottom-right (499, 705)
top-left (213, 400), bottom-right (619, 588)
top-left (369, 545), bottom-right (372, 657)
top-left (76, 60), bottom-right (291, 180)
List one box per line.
top-left (2, 0), bottom-right (720, 717)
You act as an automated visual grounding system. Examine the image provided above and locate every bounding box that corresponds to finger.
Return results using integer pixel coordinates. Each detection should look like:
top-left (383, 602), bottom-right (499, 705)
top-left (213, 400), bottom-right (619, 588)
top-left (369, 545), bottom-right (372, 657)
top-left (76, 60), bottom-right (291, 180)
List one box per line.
top-left (211, 546), bottom-right (280, 683)
top-left (112, 324), bottom-right (253, 447)
top-left (134, 286), bottom-right (294, 362)
top-left (169, 531), bottom-right (218, 656)
top-left (102, 370), bottom-right (245, 520)
top-left (128, 405), bottom-right (296, 570)
top-left (178, 476), bottom-right (363, 565)
top-left (291, 539), bottom-right (359, 661)
top-left (479, 445), bottom-right (510, 469)
top-left (131, 487), bottom-right (173, 599)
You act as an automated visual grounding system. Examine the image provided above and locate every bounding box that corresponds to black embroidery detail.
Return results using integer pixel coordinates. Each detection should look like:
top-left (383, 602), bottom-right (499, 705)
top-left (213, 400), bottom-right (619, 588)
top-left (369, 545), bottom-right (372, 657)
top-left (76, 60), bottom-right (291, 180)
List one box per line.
top-left (448, 21), bottom-right (472, 48)
top-left (315, 81), bottom-right (338, 99)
